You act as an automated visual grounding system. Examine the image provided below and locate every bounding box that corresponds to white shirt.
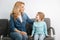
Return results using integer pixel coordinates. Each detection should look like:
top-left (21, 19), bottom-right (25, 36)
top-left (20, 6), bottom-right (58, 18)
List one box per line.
top-left (18, 13), bottom-right (23, 23)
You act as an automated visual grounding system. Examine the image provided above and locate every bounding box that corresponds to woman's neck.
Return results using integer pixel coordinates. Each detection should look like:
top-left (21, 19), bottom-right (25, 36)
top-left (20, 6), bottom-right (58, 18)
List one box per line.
top-left (18, 12), bottom-right (23, 16)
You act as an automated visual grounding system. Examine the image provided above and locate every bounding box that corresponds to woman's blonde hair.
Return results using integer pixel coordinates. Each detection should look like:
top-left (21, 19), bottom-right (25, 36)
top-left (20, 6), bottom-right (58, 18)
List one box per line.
top-left (37, 12), bottom-right (45, 21)
top-left (11, 1), bottom-right (25, 20)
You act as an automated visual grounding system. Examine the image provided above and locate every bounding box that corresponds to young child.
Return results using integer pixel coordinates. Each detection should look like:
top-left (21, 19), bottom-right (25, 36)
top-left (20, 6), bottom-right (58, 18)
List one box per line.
top-left (31, 12), bottom-right (48, 40)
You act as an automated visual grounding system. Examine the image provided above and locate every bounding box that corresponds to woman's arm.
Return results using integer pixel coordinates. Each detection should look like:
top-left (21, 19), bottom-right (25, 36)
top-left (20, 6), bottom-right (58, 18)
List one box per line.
top-left (10, 15), bottom-right (27, 35)
top-left (10, 15), bottom-right (21, 32)
top-left (10, 15), bottom-right (17, 32)
top-left (25, 13), bottom-right (34, 24)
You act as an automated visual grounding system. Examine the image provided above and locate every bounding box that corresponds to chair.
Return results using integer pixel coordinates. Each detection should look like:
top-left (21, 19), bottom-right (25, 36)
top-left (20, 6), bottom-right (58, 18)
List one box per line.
top-left (0, 18), bottom-right (55, 40)
top-left (26, 18), bottom-right (55, 40)
top-left (0, 19), bottom-right (12, 40)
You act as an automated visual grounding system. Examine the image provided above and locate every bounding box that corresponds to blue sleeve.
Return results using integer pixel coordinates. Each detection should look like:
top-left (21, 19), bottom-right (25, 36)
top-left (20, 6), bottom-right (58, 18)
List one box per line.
top-left (25, 14), bottom-right (34, 24)
top-left (10, 15), bottom-right (16, 32)
top-left (44, 22), bottom-right (48, 36)
top-left (31, 23), bottom-right (35, 36)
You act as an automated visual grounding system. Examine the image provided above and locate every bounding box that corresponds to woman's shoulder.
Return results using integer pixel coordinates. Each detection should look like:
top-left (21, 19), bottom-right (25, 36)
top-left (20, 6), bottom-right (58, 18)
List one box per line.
top-left (23, 12), bottom-right (27, 16)
top-left (23, 12), bottom-right (29, 18)
top-left (10, 13), bottom-right (14, 17)
top-left (10, 14), bottom-right (14, 19)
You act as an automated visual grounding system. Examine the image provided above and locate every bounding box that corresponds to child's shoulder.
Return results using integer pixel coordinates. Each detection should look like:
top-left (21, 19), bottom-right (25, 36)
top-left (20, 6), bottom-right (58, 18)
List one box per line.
top-left (43, 21), bottom-right (46, 23)
top-left (33, 21), bottom-right (46, 24)
top-left (33, 21), bottom-right (38, 25)
top-left (42, 21), bottom-right (47, 25)
top-left (33, 21), bottom-right (36, 23)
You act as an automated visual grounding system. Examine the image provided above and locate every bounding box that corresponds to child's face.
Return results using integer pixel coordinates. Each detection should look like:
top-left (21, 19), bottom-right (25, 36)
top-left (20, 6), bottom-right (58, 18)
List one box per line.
top-left (36, 15), bottom-right (40, 21)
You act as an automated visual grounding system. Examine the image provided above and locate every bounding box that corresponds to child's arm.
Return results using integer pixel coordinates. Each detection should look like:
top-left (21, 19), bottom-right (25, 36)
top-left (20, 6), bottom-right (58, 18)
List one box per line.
top-left (31, 23), bottom-right (35, 37)
top-left (44, 22), bottom-right (48, 36)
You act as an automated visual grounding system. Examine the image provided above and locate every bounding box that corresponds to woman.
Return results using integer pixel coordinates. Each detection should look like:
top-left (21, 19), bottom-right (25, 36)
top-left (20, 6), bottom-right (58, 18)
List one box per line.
top-left (10, 1), bottom-right (33, 40)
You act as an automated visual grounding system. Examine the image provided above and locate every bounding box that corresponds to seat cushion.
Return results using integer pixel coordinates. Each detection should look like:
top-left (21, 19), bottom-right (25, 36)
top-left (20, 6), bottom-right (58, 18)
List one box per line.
top-left (2, 37), bottom-right (12, 40)
top-left (45, 36), bottom-right (54, 40)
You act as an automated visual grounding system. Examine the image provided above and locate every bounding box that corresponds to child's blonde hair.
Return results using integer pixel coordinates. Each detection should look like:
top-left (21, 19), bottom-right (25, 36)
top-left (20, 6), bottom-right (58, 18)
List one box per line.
top-left (37, 12), bottom-right (45, 21)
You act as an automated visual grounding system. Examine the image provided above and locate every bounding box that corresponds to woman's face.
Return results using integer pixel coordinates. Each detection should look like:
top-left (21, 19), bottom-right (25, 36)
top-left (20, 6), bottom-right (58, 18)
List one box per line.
top-left (13, 6), bottom-right (20, 14)
top-left (19, 4), bottom-right (25, 13)
top-left (13, 3), bottom-right (25, 15)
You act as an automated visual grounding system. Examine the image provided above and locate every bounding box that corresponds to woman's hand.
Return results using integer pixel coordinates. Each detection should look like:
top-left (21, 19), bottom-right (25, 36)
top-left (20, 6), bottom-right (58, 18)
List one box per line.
top-left (14, 28), bottom-right (27, 35)
top-left (14, 28), bottom-right (21, 33)
top-left (20, 31), bottom-right (27, 35)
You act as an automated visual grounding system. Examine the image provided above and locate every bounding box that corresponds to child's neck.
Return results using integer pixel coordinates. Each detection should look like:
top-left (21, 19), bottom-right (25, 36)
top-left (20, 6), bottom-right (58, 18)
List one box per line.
top-left (38, 20), bottom-right (43, 22)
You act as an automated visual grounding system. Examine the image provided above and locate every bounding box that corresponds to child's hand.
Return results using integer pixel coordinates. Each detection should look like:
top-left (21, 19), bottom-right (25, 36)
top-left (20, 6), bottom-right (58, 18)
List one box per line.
top-left (47, 35), bottom-right (49, 36)
top-left (46, 35), bottom-right (49, 37)
top-left (30, 35), bottom-right (33, 38)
